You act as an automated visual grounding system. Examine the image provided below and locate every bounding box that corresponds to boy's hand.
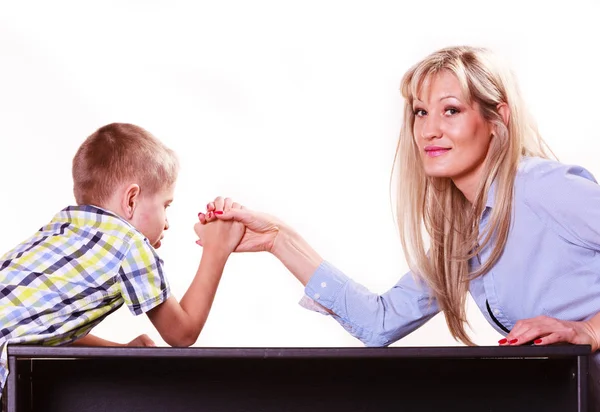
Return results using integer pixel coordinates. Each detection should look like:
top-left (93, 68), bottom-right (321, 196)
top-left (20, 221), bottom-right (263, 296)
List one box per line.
top-left (126, 334), bottom-right (156, 347)
top-left (198, 197), bottom-right (282, 253)
top-left (194, 198), bottom-right (245, 255)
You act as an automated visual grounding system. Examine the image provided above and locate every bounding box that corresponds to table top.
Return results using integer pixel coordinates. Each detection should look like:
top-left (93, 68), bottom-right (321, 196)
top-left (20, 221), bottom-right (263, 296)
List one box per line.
top-left (7, 344), bottom-right (592, 359)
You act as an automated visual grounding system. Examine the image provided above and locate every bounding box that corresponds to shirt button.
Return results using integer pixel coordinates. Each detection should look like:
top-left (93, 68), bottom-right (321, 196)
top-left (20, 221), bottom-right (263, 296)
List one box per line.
top-left (314, 293), bottom-right (320, 299)
top-left (321, 282), bottom-right (327, 288)
top-left (493, 309), bottom-right (500, 315)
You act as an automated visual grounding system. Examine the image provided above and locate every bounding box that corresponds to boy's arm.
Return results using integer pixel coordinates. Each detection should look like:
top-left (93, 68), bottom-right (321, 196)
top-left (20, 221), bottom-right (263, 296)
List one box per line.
top-left (72, 333), bottom-right (156, 347)
top-left (146, 250), bottom-right (229, 347)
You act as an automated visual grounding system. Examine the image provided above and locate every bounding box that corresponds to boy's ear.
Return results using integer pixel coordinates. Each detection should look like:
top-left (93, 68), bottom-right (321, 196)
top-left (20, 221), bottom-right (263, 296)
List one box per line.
top-left (121, 184), bottom-right (141, 220)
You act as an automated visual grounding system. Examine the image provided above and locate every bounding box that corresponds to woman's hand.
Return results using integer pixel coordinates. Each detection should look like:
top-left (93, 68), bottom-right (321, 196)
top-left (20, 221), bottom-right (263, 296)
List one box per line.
top-left (198, 196), bottom-right (323, 285)
top-left (198, 197), bottom-right (283, 253)
top-left (499, 315), bottom-right (600, 351)
top-left (194, 198), bottom-right (246, 255)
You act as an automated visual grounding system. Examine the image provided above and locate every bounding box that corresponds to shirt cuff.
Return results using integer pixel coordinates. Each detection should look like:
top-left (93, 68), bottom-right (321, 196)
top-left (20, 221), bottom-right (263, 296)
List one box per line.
top-left (298, 295), bottom-right (329, 315)
top-left (304, 260), bottom-right (349, 309)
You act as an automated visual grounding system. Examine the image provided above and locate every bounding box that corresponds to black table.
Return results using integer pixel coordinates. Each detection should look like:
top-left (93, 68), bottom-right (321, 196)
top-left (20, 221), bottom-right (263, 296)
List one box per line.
top-left (5, 345), bottom-right (591, 411)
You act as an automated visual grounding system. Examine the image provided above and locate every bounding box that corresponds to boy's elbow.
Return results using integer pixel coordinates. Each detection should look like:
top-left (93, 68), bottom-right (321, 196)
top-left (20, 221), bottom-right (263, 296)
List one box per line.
top-left (168, 336), bottom-right (197, 347)
top-left (164, 327), bottom-right (201, 347)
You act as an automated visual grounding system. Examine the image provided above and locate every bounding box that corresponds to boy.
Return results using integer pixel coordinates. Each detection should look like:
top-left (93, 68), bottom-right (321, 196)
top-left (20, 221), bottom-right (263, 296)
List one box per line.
top-left (0, 123), bottom-right (243, 394)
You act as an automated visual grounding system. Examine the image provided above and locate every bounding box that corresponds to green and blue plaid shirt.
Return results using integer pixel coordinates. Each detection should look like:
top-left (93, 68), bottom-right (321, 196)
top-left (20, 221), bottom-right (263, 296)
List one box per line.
top-left (0, 205), bottom-right (170, 392)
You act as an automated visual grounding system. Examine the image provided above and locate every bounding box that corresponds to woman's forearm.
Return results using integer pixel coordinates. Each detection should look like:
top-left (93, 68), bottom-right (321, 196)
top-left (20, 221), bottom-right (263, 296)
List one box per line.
top-left (271, 226), bottom-right (323, 286)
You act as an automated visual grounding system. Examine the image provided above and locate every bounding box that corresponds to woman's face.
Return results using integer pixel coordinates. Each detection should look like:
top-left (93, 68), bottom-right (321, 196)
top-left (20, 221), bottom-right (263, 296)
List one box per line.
top-left (412, 70), bottom-right (493, 198)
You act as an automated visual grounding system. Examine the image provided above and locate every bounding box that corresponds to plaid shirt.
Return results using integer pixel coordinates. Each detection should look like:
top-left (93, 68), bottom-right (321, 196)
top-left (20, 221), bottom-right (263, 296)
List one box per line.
top-left (0, 205), bottom-right (170, 392)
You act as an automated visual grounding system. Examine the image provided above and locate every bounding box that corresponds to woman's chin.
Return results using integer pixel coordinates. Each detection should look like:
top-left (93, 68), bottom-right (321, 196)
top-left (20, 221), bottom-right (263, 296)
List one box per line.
top-left (423, 167), bottom-right (454, 178)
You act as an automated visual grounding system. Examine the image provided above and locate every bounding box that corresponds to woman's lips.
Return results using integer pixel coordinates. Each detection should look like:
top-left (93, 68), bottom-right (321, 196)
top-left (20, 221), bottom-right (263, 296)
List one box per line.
top-left (424, 146), bottom-right (451, 157)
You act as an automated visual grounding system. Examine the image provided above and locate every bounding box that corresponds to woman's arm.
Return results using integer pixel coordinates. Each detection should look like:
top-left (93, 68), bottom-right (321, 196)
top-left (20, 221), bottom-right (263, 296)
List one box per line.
top-left (270, 225), bottom-right (323, 286)
top-left (502, 161), bottom-right (600, 350)
top-left (199, 204), bottom-right (322, 285)
top-left (201, 201), bottom-right (439, 346)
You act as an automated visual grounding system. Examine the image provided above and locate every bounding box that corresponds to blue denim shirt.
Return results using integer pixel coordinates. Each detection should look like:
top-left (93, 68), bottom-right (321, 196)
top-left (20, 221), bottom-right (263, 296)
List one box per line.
top-left (305, 156), bottom-right (600, 399)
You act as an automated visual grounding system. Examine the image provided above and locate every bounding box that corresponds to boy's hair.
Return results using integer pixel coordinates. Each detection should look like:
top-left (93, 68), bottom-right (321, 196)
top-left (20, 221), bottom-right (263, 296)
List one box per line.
top-left (72, 123), bottom-right (179, 206)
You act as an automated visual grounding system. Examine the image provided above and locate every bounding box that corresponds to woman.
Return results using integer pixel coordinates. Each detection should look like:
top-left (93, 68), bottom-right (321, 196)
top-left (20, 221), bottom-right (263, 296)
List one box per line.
top-left (196, 46), bottom-right (600, 406)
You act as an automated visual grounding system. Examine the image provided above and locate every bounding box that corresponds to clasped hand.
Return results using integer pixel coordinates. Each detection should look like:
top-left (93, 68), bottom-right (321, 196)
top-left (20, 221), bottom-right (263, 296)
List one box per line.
top-left (194, 196), bottom-right (282, 254)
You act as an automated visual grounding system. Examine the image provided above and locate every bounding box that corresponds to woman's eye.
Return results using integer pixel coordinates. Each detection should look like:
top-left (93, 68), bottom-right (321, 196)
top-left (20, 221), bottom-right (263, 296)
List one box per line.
top-left (413, 108), bottom-right (426, 117)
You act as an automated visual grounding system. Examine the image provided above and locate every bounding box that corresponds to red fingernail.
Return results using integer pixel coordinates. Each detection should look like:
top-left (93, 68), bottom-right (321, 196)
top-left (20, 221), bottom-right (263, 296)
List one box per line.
top-left (215, 211), bottom-right (223, 215)
top-left (534, 339), bottom-right (542, 344)
top-left (198, 212), bottom-right (203, 218)
top-left (509, 339), bottom-right (518, 344)
top-left (498, 338), bottom-right (507, 344)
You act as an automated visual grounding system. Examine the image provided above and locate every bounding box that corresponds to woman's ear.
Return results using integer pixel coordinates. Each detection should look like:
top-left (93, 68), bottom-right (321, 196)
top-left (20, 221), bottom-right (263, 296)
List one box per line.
top-left (497, 102), bottom-right (510, 126)
top-left (121, 184), bottom-right (141, 220)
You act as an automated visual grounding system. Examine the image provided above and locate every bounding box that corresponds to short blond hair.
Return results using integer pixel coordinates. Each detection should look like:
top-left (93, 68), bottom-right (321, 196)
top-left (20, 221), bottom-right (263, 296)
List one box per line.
top-left (72, 123), bottom-right (179, 206)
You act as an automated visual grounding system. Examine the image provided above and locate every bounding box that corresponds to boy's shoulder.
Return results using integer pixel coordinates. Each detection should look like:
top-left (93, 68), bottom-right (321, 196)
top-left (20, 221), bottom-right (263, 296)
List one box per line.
top-left (3, 205), bottom-right (151, 264)
top-left (51, 204), bottom-right (156, 254)
top-left (50, 205), bottom-right (141, 241)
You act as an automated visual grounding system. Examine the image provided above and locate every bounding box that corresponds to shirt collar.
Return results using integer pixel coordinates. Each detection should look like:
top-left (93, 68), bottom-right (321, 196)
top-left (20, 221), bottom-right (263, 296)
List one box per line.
top-left (58, 204), bottom-right (138, 232)
top-left (484, 179), bottom-right (497, 209)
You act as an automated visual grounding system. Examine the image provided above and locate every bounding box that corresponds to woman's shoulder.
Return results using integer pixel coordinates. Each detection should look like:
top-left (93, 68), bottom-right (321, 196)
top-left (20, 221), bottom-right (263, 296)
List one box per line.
top-left (512, 157), bottom-right (600, 248)
top-left (517, 156), bottom-right (597, 187)
top-left (515, 156), bottom-right (598, 205)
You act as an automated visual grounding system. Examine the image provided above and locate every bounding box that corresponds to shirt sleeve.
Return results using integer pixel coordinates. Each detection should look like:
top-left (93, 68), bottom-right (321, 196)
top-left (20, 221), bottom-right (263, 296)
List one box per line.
top-left (304, 261), bottom-right (439, 347)
top-left (523, 160), bottom-right (600, 250)
top-left (117, 238), bottom-right (171, 315)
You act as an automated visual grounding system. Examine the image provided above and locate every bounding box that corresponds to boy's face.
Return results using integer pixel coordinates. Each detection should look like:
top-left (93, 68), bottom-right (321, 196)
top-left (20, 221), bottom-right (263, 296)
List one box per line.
top-left (131, 184), bottom-right (175, 249)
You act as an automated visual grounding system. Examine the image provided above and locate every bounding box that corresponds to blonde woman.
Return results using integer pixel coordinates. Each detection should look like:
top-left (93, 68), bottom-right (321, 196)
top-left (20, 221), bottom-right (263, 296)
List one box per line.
top-left (198, 46), bottom-right (600, 406)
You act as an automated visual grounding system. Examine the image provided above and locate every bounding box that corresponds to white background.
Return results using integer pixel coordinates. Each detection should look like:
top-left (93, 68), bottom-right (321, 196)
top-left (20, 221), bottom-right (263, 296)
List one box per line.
top-left (0, 0), bottom-right (598, 348)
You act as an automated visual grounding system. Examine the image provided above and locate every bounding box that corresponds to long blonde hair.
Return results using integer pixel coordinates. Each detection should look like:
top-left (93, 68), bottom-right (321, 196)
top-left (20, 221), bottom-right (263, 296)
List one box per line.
top-left (394, 46), bottom-right (553, 344)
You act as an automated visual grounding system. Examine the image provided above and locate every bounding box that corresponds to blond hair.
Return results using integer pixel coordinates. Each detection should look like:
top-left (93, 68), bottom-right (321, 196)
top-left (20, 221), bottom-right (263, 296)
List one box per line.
top-left (72, 123), bottom-right (179, 206)
top-left (393, 46), bottom-right (553, 344)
